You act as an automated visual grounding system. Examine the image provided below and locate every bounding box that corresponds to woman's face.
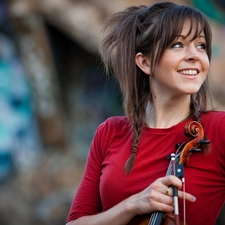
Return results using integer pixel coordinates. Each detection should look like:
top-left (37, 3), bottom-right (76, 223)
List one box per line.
top-left (151, 20), bottom-right (210, 100)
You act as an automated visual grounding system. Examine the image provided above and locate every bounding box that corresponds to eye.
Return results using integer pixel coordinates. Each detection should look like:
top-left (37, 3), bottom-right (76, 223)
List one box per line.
top-left (171, 42), bottom-right (183, 48)
top-left (197, 43), bottom-right (206, 50)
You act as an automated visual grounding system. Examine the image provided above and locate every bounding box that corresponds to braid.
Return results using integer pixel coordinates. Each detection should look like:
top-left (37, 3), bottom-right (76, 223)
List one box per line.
top-left (124, 107), bottom-right (146, 174)
top-left (124, 73), bottom-right (150, 174)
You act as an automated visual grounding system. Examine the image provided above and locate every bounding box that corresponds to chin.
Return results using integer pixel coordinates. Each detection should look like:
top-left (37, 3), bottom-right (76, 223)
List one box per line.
top-left (183, 86), bottom-right (201, 94)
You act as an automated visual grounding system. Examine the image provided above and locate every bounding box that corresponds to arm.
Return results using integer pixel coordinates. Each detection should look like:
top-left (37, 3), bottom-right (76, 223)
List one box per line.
top-left (66, 175), bottom-right (196, 225)
top-left (66, 195), bottom-right (136, 225)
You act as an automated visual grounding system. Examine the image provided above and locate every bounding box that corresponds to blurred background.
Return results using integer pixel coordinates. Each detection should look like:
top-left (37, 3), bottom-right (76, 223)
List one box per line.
top-left (0, 0), bottom-right (224, 224)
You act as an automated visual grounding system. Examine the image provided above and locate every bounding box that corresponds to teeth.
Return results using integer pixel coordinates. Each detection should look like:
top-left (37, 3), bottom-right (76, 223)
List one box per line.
top-left (179, 70), bottom-right (198, 75)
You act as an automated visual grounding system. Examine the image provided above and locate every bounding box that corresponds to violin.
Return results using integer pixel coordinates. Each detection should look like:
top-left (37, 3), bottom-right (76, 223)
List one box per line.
top-left (139, 121), bottom-right (210, 225)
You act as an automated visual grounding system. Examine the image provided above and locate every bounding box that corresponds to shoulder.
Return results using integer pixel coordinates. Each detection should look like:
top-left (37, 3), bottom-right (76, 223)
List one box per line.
top-left (201, 111), bottom-right (225, 174)
top-left (94, 116), bottom-right (131, 145)
top-left (201, 110), bottom-right (225, 126)
top-left (98, 116), bottom-right (131, 133)
top-left (201, 110), bottom-right (225, 141)
top-left (92, 116), bottom-right (132, 158)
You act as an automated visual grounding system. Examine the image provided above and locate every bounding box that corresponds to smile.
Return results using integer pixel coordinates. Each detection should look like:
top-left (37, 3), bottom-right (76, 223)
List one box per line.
top-left (178, 69), bottom-right (198, 75)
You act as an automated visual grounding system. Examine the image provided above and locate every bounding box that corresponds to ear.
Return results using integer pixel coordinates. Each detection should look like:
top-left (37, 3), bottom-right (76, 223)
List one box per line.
top-left (135, 52), bottom-right (151, 75)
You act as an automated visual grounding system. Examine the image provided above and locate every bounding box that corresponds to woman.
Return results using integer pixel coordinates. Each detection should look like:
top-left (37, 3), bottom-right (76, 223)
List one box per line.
top-left (66, 2), bottom-right (225, 225)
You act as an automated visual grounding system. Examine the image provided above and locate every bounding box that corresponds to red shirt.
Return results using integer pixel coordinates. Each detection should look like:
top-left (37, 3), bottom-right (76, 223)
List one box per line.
top-left (66, 111), bottom-right (225, 225)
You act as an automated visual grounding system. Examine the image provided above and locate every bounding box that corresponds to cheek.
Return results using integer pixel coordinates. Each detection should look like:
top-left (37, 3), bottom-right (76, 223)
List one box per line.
top-left (206, 62), bottom-right (210, 73)
top-left (155, 56), bottom-right (175, 73)
top-left (203, 56), bottom-right (210, 72)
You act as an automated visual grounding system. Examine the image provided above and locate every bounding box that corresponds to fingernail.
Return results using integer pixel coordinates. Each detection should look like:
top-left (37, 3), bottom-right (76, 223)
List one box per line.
top-left (191, 196), bottom-right (196, 201)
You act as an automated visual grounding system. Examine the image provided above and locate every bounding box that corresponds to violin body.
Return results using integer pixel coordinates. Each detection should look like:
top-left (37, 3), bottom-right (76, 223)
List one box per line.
top-left (162, 213), bottom-right (184, 225)
top-left (139, 213), bottom-right (185, 225)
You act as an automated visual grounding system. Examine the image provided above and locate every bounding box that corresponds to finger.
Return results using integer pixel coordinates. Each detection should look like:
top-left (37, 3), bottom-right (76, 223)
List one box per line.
top-left (178, 190), bottom-right (196, 202)
top-left (149, 188), bottom-right (174, 206)
top-left (150, 179), bottom-right (170, 196)
top-left (161, 175), bottom-right (182, 189)
top-left (165, 187), bottom-right (173, 196)
top-left (151, 198), bottom-right (174, 213)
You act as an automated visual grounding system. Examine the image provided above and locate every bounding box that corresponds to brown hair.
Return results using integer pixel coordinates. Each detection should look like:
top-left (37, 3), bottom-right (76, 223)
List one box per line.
top-left (99, 2), bottom-right (212, 174)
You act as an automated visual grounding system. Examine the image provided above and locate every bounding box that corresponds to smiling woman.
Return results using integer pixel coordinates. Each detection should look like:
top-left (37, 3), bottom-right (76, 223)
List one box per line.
top-left (65, 2), bottom-right (225, 225)
top-left (135, 20), bottom-right (210, 113)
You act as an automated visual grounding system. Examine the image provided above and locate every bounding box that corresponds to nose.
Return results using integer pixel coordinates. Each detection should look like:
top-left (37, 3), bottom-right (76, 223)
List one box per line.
top-left (184, 45), bottom-right (200, 62)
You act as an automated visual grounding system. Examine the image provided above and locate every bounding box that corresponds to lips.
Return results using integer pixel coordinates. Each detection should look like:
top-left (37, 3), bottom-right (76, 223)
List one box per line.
top-left (178, 69), bottom-right (199, 75)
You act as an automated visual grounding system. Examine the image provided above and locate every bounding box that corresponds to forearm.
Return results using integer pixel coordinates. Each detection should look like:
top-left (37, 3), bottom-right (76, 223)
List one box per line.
top-left (66, 196), bottom-right (137, 225)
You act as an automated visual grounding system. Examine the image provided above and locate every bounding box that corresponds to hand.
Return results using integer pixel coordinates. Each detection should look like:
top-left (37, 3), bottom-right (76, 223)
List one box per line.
top-left (128, 175), bottom-right (196, 215)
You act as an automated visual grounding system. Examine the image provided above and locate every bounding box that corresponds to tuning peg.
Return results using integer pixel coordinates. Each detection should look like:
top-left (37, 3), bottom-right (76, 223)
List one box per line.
top-left (188, 148), bottom-right (201, 153)
top-left (197, 139), bottom-right (210, 145)
top-left (175, 143), bottom-right (182, 149)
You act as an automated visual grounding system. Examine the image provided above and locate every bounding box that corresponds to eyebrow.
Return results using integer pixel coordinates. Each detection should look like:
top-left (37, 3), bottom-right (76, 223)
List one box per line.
top-left (176, 34), bottom-right (206, 40)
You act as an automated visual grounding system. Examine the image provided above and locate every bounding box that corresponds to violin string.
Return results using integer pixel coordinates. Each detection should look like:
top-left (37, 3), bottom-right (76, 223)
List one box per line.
top-left (176, 151), bottom-right (186, 225)
top-left (148, 211), bottom-right (163, 225)
top-left (173, 152), bottom-right (186, 225)
top-left (183, 178), bottom-right (186, 225)
top-left (167, 152), bottom-right (182, 224)
top-left (148, 151), bottom-right (183, 225)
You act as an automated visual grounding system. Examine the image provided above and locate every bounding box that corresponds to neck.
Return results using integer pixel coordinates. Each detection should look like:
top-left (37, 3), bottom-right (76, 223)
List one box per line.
top-left (145, 96), bottom-right (191, 128)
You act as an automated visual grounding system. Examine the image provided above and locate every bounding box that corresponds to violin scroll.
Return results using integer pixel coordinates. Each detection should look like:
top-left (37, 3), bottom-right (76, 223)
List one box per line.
top-left (183, 121), bottom-right (203, 138)
top-left (178, 121), bottom-right (210, 165)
